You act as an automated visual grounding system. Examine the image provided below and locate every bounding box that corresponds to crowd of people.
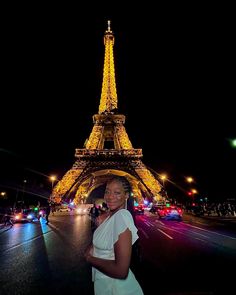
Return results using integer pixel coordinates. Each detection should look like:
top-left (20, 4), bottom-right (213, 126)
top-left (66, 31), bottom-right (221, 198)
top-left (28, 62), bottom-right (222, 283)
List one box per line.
top-left (185, 201), bottom-right (236, 217)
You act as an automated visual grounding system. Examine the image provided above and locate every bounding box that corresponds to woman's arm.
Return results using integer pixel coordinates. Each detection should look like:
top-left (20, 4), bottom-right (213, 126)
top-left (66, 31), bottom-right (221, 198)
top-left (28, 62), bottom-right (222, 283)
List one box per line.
top-left (85, 228), bottom-right (132, 279)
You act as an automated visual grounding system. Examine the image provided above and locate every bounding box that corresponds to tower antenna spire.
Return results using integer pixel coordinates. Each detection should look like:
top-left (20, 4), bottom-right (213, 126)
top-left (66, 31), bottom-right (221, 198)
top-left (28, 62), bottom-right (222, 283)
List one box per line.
top-left (99, 19), bottom-right (117, 114)
top-left (107, 20), bottom-right (111, 32)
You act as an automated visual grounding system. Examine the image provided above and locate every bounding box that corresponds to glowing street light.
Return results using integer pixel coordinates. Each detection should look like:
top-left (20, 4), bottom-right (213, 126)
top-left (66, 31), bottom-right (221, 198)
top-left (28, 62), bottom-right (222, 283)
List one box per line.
top-left (160, 174), bottom-right (167, 188)
top-left (22, 179), bottom-right (27, 203)
top-left (1, 192), bottom-right (6, 198)
top-left (186, 177), bottom-right (194, 184)
top-left (191, 189), bottom-right (198, 202)
top-left (50, 175), bottom-right (57, 190)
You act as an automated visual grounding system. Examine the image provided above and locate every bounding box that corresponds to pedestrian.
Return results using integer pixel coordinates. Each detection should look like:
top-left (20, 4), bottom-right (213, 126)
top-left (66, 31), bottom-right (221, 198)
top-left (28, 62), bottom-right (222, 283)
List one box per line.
top-left (85, 175), bottom-right (144, 295)
top-left (45, 201), bottom-right (51, 224)
top-left (4, 207), bottom-right (14, 227)
top-left (89, 203), bottom-right (99, 230)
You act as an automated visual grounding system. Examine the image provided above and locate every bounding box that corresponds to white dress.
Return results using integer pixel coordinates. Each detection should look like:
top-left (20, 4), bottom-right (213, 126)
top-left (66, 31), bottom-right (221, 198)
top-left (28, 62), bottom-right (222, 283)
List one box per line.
top-left (92, 209), bottom-right (144, 295)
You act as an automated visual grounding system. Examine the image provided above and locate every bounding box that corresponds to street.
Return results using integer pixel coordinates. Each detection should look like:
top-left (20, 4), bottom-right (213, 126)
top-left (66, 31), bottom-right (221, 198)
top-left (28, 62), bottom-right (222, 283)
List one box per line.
top-left (0, 211), bottom-right (236, 295)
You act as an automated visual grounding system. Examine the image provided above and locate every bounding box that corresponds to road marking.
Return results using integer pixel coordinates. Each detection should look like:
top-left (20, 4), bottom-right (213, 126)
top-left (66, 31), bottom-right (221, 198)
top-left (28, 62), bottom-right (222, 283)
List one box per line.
top-left (184, 223), bottom-right (236, 240)
top-left (46, 223), bottom-right (60, 230)
top-left (144, 221), bottom-right (154, 227)
top-left (138, 228), bottom-right (149, 239)
top-left (3, 232), bottom-right (51, 253)
top-left (194, 237), bottom-right (207, 243)
top-left (155, 219), bottom-right (164, 225)
top-left (157, 228), bottom-right (173, 239)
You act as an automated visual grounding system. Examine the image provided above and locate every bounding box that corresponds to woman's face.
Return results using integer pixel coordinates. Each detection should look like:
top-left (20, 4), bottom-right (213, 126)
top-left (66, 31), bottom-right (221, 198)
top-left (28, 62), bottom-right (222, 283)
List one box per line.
top-left (104, 180), bottom-right (128, 212)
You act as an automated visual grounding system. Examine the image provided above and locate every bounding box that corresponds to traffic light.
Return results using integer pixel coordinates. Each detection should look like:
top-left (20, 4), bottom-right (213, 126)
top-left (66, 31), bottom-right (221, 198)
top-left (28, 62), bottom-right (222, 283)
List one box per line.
top-left (188, 191), bottom-right (193, 196)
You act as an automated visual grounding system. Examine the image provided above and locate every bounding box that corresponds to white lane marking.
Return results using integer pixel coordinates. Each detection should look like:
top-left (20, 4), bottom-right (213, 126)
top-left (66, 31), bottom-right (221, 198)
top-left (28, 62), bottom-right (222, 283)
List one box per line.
top-left (3, 231), bottom-right (51, 253)
top-left (194, 237), bottom-right (207, 243)
top-left (139, 228), bottom-right (149, 239)
top-left (3, 223), bottom-right (60, 253)
top-left (170, 225), bottom-right (209, 238)
top-left (157, 228), bottom-right (173, 239)
top-left (144, 221), bottom-right (154, 227)
top-left (184, 223), bottom-right (236, 240)
top-left (155, 220), bottom-right (165, 225)
top-left (46, 223), bottom-right (60, 230)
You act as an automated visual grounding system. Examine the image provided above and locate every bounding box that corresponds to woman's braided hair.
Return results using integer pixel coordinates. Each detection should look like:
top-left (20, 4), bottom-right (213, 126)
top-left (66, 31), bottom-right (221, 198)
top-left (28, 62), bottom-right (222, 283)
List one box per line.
top-left (107, 175), bottom-right (136, 224)
top-left (107, 175), bottom-right (132, 196)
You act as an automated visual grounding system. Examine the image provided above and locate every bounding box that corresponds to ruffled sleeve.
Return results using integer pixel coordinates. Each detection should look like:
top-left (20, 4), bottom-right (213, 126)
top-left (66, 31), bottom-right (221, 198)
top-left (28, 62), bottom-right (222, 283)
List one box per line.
top-left (112, 209), bottom-right (139, 245)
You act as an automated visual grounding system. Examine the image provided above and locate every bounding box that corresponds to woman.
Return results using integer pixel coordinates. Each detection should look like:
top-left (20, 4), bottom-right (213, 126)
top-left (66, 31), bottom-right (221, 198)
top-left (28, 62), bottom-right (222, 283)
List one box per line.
top-left (85, 175), bottom-right (144, 295)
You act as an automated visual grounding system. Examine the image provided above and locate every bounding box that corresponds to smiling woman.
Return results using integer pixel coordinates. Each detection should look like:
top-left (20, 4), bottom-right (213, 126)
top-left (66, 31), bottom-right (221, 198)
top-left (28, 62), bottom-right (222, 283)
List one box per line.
top-left (85, 175), bottom-right (144, 295)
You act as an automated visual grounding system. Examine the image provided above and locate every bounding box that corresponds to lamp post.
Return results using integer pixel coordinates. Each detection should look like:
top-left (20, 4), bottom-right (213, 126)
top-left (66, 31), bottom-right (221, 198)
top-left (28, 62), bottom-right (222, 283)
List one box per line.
top-left (22, 179), bottom-right (27, 205)
top-left (160, 174), bottom-right (167, 188)
top-left (1, 191), bottom-right (6, 198)
top-left (191, 189), bottom-right (198, 203)
top-left (50, 175), bottom-right (57, 191)
top-left (186, 177), bottom-right (194, 184)
top-left (186, 176), bottom-right (194, 206)
top-left (186, 177), bottom-right (194, 195)
top-left (160, 174), bottom-right (168, 202)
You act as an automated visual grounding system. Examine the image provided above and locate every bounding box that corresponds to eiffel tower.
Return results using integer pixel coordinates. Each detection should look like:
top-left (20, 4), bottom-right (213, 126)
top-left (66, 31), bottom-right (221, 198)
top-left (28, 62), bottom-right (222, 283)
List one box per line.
top-left (52, 21), bottom-right (164, 205)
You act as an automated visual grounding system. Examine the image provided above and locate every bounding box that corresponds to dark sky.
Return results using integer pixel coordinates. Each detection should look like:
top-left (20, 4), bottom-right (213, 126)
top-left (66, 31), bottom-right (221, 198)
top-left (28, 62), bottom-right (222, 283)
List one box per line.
top-left (1, 5), bottom-right (235, 202)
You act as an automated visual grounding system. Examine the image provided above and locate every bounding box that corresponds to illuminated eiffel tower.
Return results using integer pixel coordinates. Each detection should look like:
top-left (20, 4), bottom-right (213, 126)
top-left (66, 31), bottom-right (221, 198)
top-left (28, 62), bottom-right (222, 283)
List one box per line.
top-left (52, 21), bottom-right (164, 205)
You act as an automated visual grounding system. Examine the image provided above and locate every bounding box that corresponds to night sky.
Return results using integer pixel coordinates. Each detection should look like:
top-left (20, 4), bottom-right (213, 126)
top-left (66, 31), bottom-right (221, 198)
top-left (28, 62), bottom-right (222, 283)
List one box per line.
top-left (1, 5), bottom-right (235, 203)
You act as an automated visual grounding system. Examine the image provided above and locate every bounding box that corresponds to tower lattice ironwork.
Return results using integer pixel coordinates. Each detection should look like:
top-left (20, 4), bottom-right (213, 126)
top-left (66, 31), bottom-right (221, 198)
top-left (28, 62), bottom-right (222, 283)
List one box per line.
top-left (52, 21), bottom-right (164, 205)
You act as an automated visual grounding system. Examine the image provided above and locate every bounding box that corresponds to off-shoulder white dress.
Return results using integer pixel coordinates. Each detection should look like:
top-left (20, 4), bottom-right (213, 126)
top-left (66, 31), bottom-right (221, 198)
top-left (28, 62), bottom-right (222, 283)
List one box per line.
top-left (92, 209), bottom-right (144, 295)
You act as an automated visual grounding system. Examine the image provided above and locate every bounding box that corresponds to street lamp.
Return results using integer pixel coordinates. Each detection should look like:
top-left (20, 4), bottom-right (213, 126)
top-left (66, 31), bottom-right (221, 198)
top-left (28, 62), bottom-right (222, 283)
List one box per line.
top-left (186, 177), bottom-right (194, 204)
top-left (191, 189), bottom-right (198, 202)
top-left (1, 192), bottom-right (6, 198)
top-left (50, 175), bottom-right (57, 190)
top-left (160, 174), bottom-right (167, 188)
top-left (22, 179), bottom-right (27, 204)
top-left (186, 177), bottom-right (194, 184)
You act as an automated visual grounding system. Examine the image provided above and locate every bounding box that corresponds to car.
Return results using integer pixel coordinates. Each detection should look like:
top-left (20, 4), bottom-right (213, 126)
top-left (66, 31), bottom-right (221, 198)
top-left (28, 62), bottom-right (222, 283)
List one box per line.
top-left (134, 204), bottom-right (144, 215)
top-left (13, 209), bottom-right (35, 223)
top-left (59, 206), bottom-right (70, 212)
top-left (74, 204), bottom-right (92, 215)
top-left (76, 207), bottom-right (90, 215)
top-left (158, 205), bottom-right (183, 220)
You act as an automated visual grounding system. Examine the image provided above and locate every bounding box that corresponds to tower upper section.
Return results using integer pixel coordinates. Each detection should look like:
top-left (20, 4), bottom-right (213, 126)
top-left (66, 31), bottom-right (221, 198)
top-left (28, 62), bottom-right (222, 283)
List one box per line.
top-left (98, 20), bottom-right (118, 114)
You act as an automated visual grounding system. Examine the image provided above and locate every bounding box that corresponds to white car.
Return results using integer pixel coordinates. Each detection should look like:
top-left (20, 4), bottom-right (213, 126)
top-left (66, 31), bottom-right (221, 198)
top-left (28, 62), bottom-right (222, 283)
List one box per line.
top-left (59, 206), bottom-right (70, 212)
top-left (75, 207), bottom-right (89, 215)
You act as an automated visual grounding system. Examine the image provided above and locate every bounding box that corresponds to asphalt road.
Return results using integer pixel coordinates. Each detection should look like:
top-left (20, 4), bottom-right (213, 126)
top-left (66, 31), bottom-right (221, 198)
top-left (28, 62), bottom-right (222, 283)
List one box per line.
top-left (0, 211), bottom-right (236, 295)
